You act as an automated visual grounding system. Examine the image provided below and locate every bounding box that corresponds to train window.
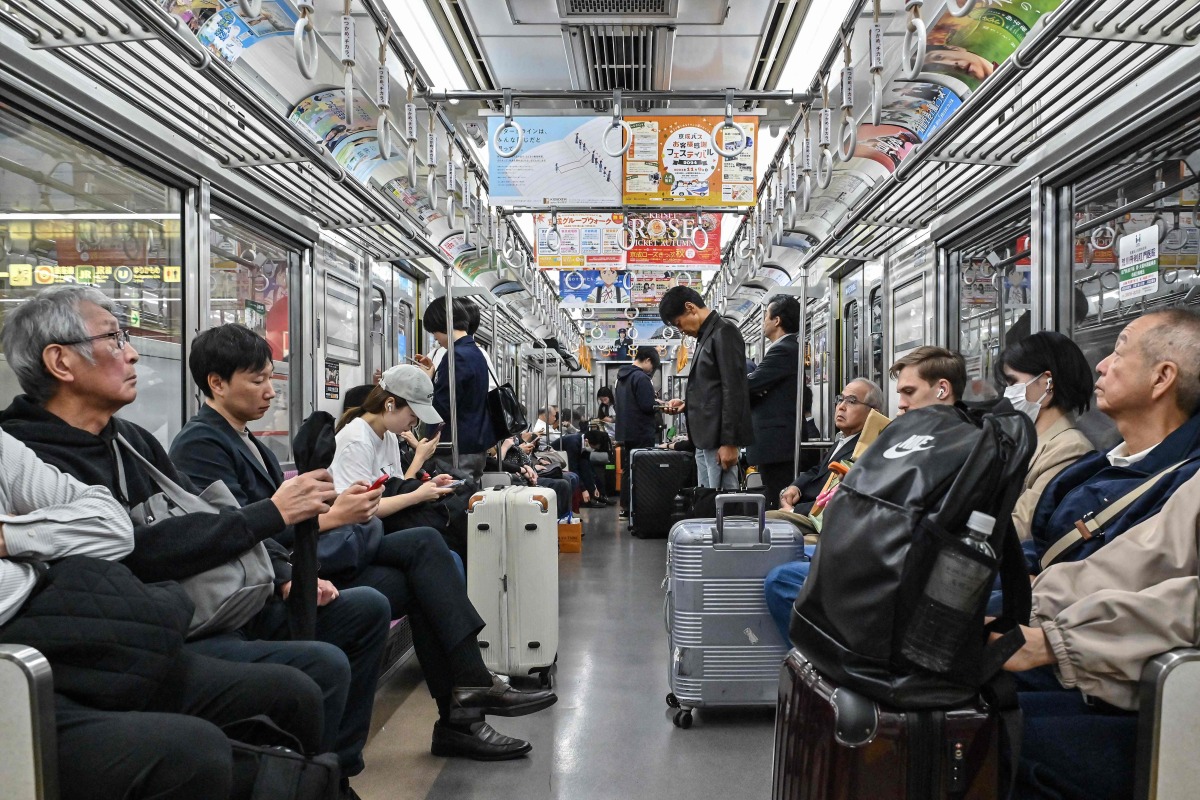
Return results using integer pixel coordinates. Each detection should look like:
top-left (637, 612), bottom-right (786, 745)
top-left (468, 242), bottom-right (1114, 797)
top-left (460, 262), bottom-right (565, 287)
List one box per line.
top-left (892, 277), bottom-right (926, 361)
top-left (209, 212), bottom-right (298, 465)
top-left (396, 299), bottom-right (413, 363)
top-left (1072, 159), bottom-right (1199, 356)
top-left (869, 287), bottom-right (884, 385)
top-left (843, 299), bottom-right (861, 383)
top-left (369, 286), bottom-right (387, 375)
top-left (0, 104), bottom-right (184, 444)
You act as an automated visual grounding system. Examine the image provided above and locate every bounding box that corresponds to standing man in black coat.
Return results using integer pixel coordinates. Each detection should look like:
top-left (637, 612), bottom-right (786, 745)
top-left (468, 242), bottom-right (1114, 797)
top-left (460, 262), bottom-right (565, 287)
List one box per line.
top-left (746, 295), bottom-right (802, 507)
top-left (614, 346), bottom-right (661, 517)
top-left (659, 287), bottom-right (754, 490)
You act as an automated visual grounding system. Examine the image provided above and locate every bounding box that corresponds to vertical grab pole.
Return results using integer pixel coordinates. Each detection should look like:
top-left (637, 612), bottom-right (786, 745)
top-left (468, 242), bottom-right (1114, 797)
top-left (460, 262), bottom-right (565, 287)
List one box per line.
top-left (444, 264), bottom-right (460, 471)
top-left (793, 270), bottom-right (809, 477)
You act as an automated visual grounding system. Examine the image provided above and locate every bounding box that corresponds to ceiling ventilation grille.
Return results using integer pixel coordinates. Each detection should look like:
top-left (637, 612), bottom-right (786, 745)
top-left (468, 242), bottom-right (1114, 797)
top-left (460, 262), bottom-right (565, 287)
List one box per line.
top-left (559, 0), bottom-right (677, 17)
top-left (564, 24), bottom-right (674, 110)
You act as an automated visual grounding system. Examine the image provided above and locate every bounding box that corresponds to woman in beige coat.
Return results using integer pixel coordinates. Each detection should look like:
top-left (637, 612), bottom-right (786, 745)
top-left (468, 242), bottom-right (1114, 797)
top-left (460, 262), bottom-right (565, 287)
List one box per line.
top-left (998, 331), bottom-right (1096, 540)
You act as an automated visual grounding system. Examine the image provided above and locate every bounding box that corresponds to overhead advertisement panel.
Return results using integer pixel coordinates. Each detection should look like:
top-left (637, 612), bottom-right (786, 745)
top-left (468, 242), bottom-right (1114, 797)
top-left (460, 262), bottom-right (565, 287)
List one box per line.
top-left (622, 116), bottom-right (758, 207)
top-left (558, 269), bottom-right (704, 306)
top-left (165, 2), bottom-right (299, 65)
top-left (487, 117), bottom-right (623, 207)
top-left (534, 212), bottom-right (722, 270)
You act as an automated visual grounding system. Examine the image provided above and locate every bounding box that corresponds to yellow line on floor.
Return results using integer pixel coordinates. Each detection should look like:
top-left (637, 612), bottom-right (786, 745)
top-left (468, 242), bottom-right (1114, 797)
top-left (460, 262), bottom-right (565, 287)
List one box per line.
top-left (353, 660), bottom-right (446, 800)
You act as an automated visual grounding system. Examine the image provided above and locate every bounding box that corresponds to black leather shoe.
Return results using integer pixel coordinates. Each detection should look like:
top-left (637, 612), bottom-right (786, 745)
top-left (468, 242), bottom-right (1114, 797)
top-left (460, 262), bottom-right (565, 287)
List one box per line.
top-left (451, 676), bottom-right (557, 717)
top-left (430, 721), bottom-right (532, 761)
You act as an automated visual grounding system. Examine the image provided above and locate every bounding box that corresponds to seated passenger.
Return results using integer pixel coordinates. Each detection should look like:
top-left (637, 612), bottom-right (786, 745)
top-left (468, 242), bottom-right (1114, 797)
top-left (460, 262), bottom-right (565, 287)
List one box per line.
top-left (996, 331), bottom-right (1095, 541)
top-left (997, 468), bottom-right (1200, 800)
top-left (0, 430), bottom-right (325, 800)
top-left (892, 345), bottom-right (967, 414)
top-left (499, 434), bottom-right (574, 519)
top-left (765, 378), bottom-right (883, 641)
top-left (0, 287), bottom-right (351, 793)
top-left (173, 328), bottom-right (552, 762)
top-left (778, 378), bottom-right (885, 515)
top-left (1026, 309), bottom-right (1200, 574)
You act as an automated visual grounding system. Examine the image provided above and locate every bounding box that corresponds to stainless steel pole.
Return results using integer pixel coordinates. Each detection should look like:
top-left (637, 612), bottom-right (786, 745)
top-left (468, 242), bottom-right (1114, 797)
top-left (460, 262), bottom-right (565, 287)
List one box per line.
top-left (444, 265), bottom-right (460, 470)
top-left (793, 270), bottom-right (809, 477)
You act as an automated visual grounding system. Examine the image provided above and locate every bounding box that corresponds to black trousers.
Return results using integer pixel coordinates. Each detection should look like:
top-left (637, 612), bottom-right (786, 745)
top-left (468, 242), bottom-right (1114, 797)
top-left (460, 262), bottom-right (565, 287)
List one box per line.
top-left (757, 461), bottom-right (795, 510)
top-left (54, 649), bottom-right (323, 800)
top-left (332, 526), bottom-right (487, 700)
top-left (617, 440), bottom-right (654, 512)
top-left (188, 587), bottom-right (390, 778)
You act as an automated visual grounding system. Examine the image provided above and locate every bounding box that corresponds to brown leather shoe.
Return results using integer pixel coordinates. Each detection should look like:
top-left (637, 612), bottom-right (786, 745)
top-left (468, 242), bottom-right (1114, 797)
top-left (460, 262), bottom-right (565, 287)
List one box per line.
top-left (430, 721), bottom-right (532, 761)
top-left (451, 675), bottom-right (557, 717)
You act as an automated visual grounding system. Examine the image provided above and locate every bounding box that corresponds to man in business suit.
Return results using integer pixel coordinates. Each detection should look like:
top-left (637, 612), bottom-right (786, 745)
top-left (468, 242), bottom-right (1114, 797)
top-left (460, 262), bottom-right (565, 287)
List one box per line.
top-left (659, 287), bottom-right (753, 489)
top-left (747, 295), bottom-right (803, 507)
top-left (778, 378), bottom-right (884, 514)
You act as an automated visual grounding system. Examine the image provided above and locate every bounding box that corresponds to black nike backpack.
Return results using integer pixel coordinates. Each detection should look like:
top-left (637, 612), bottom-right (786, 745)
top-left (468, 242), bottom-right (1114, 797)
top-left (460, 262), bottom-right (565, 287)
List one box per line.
top-left (789, 404), bottom-right (1036, 710)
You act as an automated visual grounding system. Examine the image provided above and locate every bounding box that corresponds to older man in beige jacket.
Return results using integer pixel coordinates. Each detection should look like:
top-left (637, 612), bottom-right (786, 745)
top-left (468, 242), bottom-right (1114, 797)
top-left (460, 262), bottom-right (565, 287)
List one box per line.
top-left (998, 469), bottom-right (1200, 800)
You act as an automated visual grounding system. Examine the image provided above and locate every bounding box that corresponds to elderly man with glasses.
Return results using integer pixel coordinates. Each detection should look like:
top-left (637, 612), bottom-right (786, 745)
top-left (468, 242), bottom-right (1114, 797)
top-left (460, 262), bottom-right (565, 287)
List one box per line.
top-left (764, 378), bottom-right (884, 641)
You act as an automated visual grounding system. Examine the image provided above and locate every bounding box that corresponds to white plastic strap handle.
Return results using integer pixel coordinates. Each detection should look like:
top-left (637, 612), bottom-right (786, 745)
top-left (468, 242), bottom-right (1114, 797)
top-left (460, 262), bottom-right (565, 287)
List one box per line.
top-left (239, 1), bottom-right (263, 17)
top-left (903, 1), bottom-right (927, 81)
top-left (375, 58), bottom-right (392, 159)
top-left (603, 89), bottom-right (633, 158)
top-left (711, 89), bottom-right (748, 159)
top-left (545, 210), bottom-right (562, 253)
top-left (947, 0), bottom-right (977, 17)
top-left (425, 129), bottom-right (437, 203)
top-left (691, 222), bottom-right (709, 252)
top-left (493, 89), bottom-right (523, 158)
top-left (294, 3), bottom-right (318, 81)
top-left (837, 110), bottom-right (858, 163)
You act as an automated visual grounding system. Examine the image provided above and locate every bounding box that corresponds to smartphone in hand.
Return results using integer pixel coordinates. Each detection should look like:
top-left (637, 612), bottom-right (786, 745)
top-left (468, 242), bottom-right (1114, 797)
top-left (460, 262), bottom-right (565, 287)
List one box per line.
top-left (367, 473), bottom-right (391, 491)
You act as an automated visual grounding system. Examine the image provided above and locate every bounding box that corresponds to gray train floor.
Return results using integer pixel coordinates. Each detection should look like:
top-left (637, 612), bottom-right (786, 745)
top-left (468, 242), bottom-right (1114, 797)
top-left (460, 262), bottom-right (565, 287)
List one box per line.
top-left (354, 503), bottom-right (776, 800)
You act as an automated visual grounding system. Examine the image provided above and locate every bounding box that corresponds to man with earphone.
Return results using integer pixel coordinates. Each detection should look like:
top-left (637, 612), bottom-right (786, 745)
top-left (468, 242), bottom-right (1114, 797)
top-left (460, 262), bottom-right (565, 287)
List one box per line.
top-left (890, 346), bottom-right (967, 414)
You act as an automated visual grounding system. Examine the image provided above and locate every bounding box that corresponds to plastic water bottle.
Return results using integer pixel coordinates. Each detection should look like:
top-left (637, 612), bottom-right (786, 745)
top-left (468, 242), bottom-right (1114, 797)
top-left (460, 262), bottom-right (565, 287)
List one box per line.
top-left (900, 511), bottom-right (996, 673)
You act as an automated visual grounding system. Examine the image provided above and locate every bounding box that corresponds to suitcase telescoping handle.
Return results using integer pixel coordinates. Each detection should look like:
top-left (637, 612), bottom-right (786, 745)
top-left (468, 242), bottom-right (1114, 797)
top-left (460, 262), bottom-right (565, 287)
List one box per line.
top-left (713, 493), bottom-right (768, 545)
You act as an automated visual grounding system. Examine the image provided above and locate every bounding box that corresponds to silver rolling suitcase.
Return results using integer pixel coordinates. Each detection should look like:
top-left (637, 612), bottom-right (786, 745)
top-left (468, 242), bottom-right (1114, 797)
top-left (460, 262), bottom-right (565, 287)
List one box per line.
top-left (664, 494), bottom-right (804, 728)
top-left (467, 485), bottom-right (559, 687)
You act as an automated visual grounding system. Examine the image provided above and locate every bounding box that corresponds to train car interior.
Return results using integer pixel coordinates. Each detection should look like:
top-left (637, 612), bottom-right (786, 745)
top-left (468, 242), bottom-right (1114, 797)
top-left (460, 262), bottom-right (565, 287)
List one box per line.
top-left (3, 1), bottom-right (1200, 799)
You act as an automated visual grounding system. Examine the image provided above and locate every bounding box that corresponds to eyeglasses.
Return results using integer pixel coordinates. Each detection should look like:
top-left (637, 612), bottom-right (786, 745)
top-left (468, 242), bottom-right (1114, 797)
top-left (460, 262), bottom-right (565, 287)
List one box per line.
top-left (57, 328), bottom-right (131, 351)
top-left (835, 394), bottom-right (866, 407)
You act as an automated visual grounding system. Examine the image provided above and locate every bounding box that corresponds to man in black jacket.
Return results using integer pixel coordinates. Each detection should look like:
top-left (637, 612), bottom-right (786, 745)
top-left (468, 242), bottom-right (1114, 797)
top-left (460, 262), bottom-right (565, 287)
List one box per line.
top-left (660, 287), bottom-right (754, 489)
top-left (747, 295), bottom-right (803, 507)
top-left (615, 346), bottom-right (661, 516)
top-left (0, 286), bottom-right (387, 798)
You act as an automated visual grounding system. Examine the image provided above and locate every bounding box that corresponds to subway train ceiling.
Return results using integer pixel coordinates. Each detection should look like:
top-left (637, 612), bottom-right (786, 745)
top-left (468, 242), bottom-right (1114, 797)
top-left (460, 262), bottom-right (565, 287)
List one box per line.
top-left (3, 0), bottom-right (1200, 352)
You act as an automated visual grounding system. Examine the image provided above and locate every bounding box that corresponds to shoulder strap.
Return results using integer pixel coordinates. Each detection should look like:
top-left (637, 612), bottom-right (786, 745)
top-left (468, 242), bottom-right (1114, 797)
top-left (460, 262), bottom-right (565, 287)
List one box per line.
top-left (1040, 456), bottom-right (1198, 570)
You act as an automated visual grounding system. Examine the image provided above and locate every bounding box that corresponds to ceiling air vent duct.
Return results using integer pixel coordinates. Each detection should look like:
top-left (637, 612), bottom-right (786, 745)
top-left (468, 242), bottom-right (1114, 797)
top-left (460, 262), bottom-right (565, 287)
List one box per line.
top-left (562, 24), bottom-right (675, 111)
top-left (558, 0), bottom-right (678, 18)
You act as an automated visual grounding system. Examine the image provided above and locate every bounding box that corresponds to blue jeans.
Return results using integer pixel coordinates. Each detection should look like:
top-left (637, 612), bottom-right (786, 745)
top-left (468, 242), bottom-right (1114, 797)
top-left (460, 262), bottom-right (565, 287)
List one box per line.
top-left (764, 546), bottom-right (817, 642)
top-left (1015, 689), bottom-right (1137, 800)
top-left (557, 434), bottom-right (600, 494)
top-left (695, 447), bottom-right (739, 490)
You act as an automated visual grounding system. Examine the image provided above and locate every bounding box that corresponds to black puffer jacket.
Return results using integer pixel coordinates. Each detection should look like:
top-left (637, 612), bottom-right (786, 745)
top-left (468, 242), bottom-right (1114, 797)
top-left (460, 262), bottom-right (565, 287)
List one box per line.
top-left (0, 556), bottom-right (191, 710)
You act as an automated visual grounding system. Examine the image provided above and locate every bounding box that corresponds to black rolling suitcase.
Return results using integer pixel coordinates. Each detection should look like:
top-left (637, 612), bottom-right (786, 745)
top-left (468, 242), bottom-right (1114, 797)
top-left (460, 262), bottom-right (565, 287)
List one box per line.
top-left (629, 449), bottom-right (695, 538)
top-left (772, 650), bottom-right (1000, 800)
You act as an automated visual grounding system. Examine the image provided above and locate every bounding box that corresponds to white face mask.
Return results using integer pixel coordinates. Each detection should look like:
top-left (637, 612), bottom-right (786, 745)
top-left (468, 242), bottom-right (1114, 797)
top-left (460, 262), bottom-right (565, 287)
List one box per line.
top-left (1004, 377), bottom-right (1050, 422)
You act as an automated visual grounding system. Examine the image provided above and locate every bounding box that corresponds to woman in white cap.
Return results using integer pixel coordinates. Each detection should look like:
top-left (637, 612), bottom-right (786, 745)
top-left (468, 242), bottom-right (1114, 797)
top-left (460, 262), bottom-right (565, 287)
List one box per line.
top-left (330, 364), bottom-right (557, 761)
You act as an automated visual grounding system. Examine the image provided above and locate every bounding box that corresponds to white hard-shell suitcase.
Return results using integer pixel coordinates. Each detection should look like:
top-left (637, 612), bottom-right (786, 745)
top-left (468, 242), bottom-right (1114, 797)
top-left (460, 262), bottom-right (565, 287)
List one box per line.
top-left (665, 494), bottom-right (805, 728)
top-left (467, 485), bottom-right (558, 687)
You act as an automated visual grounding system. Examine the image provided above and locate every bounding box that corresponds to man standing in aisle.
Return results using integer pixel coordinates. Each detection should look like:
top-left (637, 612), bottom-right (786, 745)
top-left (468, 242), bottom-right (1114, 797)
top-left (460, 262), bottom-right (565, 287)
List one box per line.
top-left (615, 346), bottom-right (661, 518)
top-left (659, 287), bottom-right (753, 490)
top-left (746, 294), bottom-right (803, 507)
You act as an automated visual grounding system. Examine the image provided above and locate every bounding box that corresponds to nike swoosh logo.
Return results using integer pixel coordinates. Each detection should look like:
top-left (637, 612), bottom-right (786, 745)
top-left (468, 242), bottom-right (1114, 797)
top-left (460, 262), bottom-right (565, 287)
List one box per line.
top-left (882, 442), bottom-right (936, 459)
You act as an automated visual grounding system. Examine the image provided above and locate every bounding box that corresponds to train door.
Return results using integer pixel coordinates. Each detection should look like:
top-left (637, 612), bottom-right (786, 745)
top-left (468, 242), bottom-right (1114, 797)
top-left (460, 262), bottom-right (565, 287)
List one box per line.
top-left (868, 285), bottom-right (884, 388)
top-left (807, 299), bottom-right (831, 437)
top-left (368, 283), bottom-right (389, 380)
top-left (840, 266), bottom-right (864, 387)
top-left (313, 239), bottom-right (369, 429)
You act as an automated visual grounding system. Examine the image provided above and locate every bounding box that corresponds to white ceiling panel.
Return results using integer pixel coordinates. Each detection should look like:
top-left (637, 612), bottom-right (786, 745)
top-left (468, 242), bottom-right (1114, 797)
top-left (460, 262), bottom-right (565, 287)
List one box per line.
top-left (668, 35), bottom-right (763, 89)
top-left (480, 37), bottom-right (576, 89)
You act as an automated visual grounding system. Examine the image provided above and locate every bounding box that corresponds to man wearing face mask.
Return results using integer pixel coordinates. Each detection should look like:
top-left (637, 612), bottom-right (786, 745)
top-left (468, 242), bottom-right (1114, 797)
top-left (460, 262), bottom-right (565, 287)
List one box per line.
top-left (996, 332), bottom-right (1096, 541)
top-left (1024, 309), bottom-right (1200, 575)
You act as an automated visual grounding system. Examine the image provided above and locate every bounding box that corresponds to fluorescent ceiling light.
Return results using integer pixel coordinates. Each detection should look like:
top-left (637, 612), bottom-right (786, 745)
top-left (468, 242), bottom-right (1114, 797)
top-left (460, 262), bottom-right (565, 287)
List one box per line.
top-left (775, 1), bottom-right (854, 99)
top-left (383, 0), bottom-right (469, 92)
top-left (0, 213), bottom-right (177, 220)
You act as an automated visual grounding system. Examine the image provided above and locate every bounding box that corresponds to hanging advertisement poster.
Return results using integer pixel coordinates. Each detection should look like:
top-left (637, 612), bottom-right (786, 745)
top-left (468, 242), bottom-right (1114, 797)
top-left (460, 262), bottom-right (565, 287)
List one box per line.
top-left (1119, 226), bottom-right (1159, 301)
top-left (377, 173), bottom-right (447, 228)
top-left (534, 212), bottom-right (722, 270)
top-left (332, 131), bottom-right (388, 184)
top-left (487, 117), bottom-right (622, 207)
top-left (852, 125), bottom-right (921, 174)
top-left (917, 0), bottom-right (1064, 95)
top-left (879, 82), bottom-right (963, 142)
top-left (178, 1), bottom-right (299, 66)
top-left (582, 316), bottom-right (679, 356)
top-left (622, 116), bottom-right (758, 206)
top-left (559, 268), bottom-right (631, 305)
top-left (629, 270), bottom-right (704, 305)
top-left (289, 90), bottom-right (379, 153)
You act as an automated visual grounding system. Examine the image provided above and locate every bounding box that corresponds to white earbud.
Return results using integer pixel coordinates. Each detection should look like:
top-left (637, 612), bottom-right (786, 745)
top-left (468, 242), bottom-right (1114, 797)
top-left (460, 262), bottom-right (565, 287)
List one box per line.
top-left (936, 388), bottom-right (946, 399)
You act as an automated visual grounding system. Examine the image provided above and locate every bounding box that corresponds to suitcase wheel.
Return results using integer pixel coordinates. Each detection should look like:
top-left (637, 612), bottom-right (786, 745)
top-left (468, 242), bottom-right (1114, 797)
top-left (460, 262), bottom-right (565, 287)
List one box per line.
top-left (533, 663), bottom-right (556, 690)
top-left (665, 693), bottom-right (680, 709)
top-left (672, 710), bottom-right (693, 729)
